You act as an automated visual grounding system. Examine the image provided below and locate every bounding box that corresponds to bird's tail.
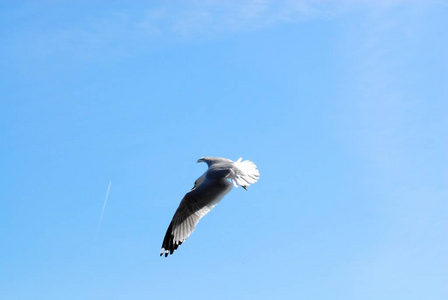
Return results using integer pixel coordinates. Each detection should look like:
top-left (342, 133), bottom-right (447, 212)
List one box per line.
top-left (230, 158), bottom-right (260, 188)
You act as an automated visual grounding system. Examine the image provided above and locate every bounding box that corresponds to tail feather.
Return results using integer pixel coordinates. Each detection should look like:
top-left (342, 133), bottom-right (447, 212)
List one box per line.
top-left (232, 158), bottom-right (260, 188)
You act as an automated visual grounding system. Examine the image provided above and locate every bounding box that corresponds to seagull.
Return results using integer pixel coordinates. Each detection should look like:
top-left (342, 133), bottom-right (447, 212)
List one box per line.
top-left (160, 156), bottom-right (260, 257)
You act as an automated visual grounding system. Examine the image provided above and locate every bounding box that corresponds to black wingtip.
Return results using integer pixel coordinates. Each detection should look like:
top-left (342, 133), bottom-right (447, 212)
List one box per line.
top-left (160, 221), bottom-right (185, 258)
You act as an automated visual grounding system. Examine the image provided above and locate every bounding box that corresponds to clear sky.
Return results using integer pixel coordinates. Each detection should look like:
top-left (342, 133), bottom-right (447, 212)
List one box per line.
top-left (1, 1), bottom-right (447, 299)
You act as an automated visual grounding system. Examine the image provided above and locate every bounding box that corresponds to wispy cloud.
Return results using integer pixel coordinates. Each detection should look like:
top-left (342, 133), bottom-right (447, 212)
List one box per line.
top-left (2, 0), bottom-right (442, 61)
top-left (2, 1), bottom-right (320, 60)
top-left (167, 0), bottom-right (317, 38)
top-left (96, 181), bottom-right (112, 240)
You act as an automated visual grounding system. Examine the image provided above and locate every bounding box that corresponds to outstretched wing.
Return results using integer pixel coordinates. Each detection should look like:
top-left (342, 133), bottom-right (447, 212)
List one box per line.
top-left (160, 177), bottom-right (232, 257)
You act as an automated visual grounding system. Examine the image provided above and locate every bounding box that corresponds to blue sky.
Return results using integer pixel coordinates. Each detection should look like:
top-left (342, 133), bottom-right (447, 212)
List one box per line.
top-left (1, 1), bottom-right (447, 299)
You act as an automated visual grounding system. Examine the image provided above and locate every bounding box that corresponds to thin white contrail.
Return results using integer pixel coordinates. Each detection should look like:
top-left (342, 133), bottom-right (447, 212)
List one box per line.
top-left (96, 181), bottom-right (111, 239)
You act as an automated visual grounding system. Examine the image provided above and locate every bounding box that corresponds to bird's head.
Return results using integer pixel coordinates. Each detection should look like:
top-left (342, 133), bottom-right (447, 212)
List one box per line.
top-left (197, 157), bottom-right (215, 165)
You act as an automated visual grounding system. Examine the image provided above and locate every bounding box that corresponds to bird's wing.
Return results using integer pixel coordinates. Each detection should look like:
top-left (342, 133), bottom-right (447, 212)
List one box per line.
top-left (160, 177), bottom-right (232, 257)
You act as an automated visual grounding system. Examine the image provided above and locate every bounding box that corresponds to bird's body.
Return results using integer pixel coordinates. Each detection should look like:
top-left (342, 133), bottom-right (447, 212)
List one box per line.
top-left (160, 156), bottom-right (260, 257)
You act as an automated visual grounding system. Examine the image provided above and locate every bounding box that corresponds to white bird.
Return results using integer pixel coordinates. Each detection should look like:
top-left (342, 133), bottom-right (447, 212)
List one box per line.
top-left (160, 156), bottom-right (260, 257)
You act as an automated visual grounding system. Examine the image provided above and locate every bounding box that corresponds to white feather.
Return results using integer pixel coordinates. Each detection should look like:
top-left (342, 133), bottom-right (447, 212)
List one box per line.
top-left (231, 158), bottom-right (260, 188)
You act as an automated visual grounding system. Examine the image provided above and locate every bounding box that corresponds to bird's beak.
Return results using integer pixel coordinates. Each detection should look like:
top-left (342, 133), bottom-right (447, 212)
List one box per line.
top-left (242, 185), bottom-right (247, 191)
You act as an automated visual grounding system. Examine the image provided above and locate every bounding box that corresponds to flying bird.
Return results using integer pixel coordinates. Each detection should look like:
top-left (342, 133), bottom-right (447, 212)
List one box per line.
top-left (160, 156), bottom-right (260, 257)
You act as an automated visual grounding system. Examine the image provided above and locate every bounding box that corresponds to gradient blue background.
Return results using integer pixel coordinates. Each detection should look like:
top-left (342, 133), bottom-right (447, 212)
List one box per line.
top-left (1, 1), bottom-right (447, 299)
